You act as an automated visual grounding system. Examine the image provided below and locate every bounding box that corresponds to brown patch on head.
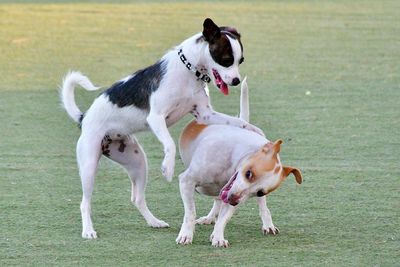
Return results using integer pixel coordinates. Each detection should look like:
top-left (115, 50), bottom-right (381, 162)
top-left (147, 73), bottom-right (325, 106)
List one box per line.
top-left (274, 165), bottom-right (281, 174)
top-left (179, 120), bottom-right (208, 151)
top-left (242, 143), bottom-right (282, 183)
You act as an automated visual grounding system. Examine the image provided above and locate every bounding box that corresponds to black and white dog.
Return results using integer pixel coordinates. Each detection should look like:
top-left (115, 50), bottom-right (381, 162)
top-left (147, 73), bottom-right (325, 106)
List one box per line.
top-left (60, 18), bottom-right (263, 239)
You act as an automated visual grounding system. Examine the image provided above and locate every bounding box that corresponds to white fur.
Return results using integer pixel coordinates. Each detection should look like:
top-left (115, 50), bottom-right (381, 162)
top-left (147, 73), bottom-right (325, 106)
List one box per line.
top-left (60, 71), bottom-right (99, 122)
top-left (60, 29), bottom-right (263, 239)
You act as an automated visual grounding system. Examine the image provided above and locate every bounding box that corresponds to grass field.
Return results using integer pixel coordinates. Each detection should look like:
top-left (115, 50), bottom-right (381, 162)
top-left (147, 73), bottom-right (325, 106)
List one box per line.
top-left (1, 1), bottom-right (399, 266)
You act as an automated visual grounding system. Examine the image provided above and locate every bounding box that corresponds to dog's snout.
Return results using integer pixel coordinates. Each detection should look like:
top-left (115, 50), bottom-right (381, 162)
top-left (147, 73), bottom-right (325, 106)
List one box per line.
top-left (231, 78), bottom-right (240, 86)
top-left (228, 194), bottom-right (240, 206)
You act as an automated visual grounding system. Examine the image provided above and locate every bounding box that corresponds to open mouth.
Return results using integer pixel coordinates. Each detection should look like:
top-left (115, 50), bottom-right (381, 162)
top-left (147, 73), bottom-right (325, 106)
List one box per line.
top-left (212, 69), bottom-right (229, 95)
top-left (219, 172), bottom-right (238, 204)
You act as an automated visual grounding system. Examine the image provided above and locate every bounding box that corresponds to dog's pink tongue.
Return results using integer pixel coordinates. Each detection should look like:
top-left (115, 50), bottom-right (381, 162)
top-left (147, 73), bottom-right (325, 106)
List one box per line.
top-left (220, 83), bottom-right (229, 95)
top-left (220, 189), bottom-right (229, 203)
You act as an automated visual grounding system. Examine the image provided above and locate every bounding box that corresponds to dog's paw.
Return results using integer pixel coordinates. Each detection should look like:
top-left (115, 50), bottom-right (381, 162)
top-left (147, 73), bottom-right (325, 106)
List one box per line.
top-left (176, 233), bottom-right (193, 245)
top-left (210, 235), bottom-right (229, 248)
top-left (148, 219), bottom-right (169, 228)
top-left (262, 225), bottom-right (280, 235)
top-left (161, 157), bottom-right (175, 182)
top-left (82, 229), bottom-right (97, 239)
top-left (196, 216), bottom-right (215, 225)
top-left (176, 224), bottom-right (194, 245)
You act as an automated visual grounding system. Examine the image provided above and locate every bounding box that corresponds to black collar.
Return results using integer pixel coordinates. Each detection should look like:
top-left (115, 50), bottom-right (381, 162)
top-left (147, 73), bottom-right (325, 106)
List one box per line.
top-left (178, 49), bottom-right (211, 83)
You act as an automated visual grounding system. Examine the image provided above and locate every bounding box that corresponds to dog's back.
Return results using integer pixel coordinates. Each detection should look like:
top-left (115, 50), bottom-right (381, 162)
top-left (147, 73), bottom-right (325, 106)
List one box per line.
top-left (179, 77), bottom-right (255, 167)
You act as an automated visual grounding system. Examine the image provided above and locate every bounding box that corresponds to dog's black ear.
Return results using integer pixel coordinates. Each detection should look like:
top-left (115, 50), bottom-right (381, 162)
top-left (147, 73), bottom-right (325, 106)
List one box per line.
top-left (203, 18), bottom-right (221, 43)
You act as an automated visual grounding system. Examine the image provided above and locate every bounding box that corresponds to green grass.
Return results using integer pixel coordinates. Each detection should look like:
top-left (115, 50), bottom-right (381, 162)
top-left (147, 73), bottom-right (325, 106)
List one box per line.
top-left (1, 1), bottom-right (399, 266)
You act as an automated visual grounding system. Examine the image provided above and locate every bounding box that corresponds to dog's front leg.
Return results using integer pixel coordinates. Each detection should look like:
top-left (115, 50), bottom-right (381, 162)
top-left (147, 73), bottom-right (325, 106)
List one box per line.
top-left (176, 171), bottom-right (196, 245)
top-left (210, 203), bottom-right (236, 247)
top-left (193, 97), bottom-right (264, 137)
top-left (257, 196), bottom-right (279, 235)
top-left (146, 113), bottom-right (175, 181)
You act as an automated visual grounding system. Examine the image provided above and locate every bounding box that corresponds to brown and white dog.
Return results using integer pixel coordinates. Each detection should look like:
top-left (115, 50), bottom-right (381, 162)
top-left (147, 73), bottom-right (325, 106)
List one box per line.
top-left (176, 78), bottom-right (303, 247)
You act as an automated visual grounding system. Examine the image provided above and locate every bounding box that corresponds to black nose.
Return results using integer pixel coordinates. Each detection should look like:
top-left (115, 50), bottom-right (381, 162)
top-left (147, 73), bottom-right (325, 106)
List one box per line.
top-left (231, 78), bottom-right (240, 86)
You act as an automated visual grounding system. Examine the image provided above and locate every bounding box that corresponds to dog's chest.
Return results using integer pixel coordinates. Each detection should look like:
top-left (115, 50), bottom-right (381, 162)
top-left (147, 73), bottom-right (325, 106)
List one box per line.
top-left (195, 181), bottom-right (227, 196)
top-left (165, 98), bottom-right (194, 127)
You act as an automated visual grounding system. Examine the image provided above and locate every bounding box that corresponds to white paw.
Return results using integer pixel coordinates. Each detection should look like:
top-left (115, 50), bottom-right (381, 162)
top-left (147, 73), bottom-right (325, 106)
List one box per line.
top-left (176, 224), bottom-right (194, 245)
top-left (148, 219), bottom-right (170, 228)
top-left (262, 225), bottom-right (280, 235)
top-left (82, 229), bottom-right (97, 239)
top-left (210, 234), bottom-right (229, 248)
top-left (161, 157), bottom-right (175, 182)
top-left (176, 232), bottom-right (193, 245)
top-left (196, 216), bottom-right (215, 225)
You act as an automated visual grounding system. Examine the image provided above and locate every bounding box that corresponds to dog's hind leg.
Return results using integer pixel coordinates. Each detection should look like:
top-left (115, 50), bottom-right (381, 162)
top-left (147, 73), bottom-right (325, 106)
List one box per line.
top-left (77, 134), bottom-right (103, 239)
top-left (176, 170), bottom-right (197, 245)
top-left (105, 135), bottom-right (169, 228)
top-left (196, 199), bottom-right (222, 225)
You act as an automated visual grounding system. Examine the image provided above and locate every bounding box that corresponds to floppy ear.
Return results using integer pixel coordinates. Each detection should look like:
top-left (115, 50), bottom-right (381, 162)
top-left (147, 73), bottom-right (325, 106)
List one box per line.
top-left (282, 166), bottom-right (303, 184)
top-left (203, 18), bottom-right (221, 43)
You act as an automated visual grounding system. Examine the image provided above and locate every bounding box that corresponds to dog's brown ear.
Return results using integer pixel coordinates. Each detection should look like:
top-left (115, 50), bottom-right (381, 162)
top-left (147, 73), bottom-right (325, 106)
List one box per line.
top-left (282, 166), bottom-right (303, 184)
top-left (272, 139), bottom-right (283, 154)
top-left (203, 18), bottom-right (221, 43)
top-left (262, 139), bottom-right (283, 154)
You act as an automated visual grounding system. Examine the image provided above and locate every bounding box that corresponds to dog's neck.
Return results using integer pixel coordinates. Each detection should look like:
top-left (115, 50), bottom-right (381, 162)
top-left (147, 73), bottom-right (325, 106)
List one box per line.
top-left (173, 33), bottom-right (210, 78)
top-left (178, 49), bottom-right (211, 83)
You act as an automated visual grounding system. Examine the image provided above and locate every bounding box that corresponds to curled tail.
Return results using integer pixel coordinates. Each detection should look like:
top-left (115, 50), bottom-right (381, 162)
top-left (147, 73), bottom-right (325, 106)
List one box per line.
top-left (239, 76), bottom-right (249, 122)
top-left (60, 71), bottom-right (100, 123)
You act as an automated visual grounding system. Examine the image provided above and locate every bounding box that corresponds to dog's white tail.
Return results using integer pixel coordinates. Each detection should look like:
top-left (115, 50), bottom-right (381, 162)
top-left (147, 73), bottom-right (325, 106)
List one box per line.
top-left (239, 76), bottom-right (249, 122)
top-left (60, 71), bottom-right (100, 123)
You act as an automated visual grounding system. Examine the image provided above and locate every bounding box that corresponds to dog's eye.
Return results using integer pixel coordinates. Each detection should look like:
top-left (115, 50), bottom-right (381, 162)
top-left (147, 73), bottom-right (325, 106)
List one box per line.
top-left (245, 170), bottom-right (253, 180)
top-left (239, 57), bottom-right (244, 65)
top-left (220, 57), bottom-right (233, 67)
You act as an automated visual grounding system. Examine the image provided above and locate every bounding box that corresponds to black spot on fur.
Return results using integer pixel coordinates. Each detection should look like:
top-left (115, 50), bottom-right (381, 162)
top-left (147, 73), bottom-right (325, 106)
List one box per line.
top-left (78, 113), bottom-right (85, 129)
top-left (104, 60), bottom-right (166, 109)
top-left (118, 140), bottom-right (126, 153)
top-left (101, 135), bottom-right (112, 157)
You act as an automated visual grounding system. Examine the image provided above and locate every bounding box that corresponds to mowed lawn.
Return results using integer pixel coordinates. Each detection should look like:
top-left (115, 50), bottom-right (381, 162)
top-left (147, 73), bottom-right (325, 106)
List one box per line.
top-left (1, 1), bottom-right (399, 266)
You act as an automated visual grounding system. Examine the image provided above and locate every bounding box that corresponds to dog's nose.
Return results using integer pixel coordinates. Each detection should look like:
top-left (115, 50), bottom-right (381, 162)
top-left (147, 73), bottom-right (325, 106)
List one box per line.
top-left (231, 77), bottom-right (240, 86)
top-left (228, 194), bottom-right (240, 206)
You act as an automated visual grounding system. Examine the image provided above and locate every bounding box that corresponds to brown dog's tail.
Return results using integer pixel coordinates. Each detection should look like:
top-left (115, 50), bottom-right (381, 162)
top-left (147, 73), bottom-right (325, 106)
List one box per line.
top-left (239, 76), bottom-right (249, 122)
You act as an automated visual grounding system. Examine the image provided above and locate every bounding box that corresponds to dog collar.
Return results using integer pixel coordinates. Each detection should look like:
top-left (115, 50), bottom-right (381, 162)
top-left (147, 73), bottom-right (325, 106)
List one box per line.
top-left (178, 49), bottom-right (211, 83)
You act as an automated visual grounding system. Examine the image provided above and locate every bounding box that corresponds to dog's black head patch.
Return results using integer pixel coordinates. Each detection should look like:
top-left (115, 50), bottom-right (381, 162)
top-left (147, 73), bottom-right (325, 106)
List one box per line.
top-left (202, 18), bottom-right (243, 68)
